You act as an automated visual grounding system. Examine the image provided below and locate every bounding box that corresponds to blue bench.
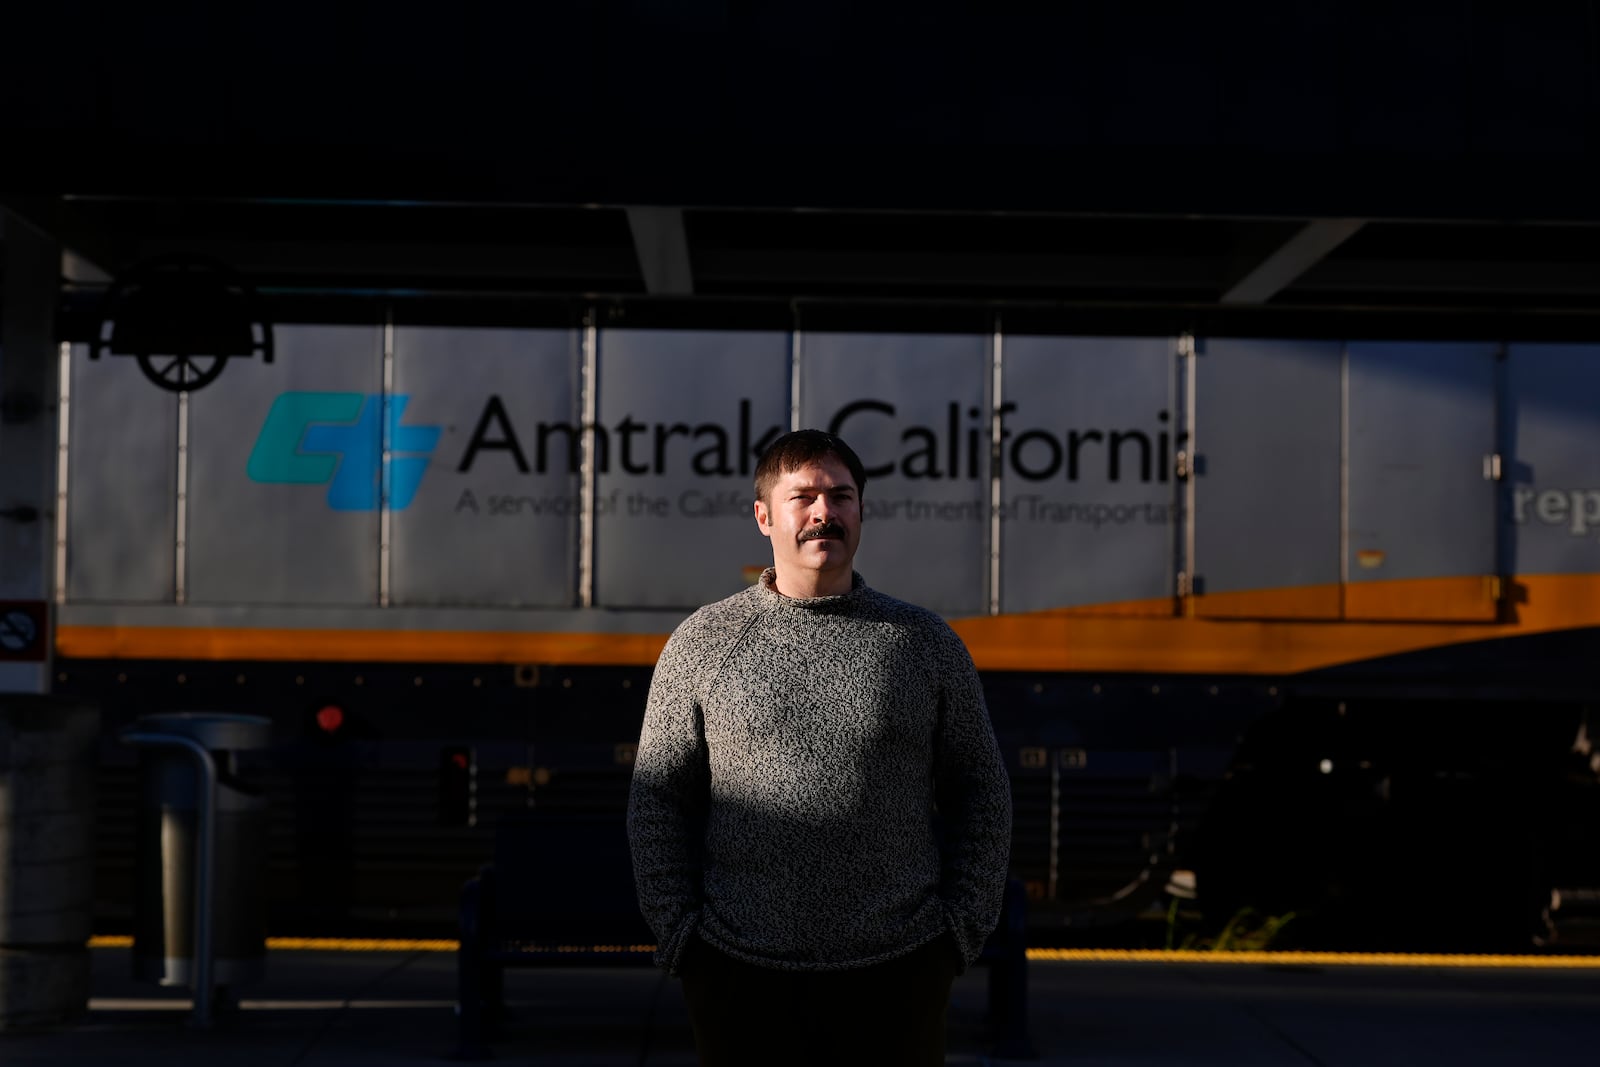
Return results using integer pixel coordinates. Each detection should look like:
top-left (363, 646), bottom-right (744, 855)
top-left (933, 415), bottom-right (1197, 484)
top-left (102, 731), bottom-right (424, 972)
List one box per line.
top-left (454, 814), bottom-right (1033, 1059)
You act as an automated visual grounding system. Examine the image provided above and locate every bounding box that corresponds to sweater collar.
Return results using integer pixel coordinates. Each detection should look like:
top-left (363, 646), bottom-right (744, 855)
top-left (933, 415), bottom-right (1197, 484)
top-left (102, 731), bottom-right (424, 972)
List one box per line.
top-left (757, 567), bottom-right (867, 611)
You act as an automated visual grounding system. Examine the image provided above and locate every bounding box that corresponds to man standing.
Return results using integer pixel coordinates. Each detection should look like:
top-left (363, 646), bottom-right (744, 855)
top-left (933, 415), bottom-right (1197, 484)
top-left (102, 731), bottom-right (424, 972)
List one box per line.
top-left (627, 429), bottom-right (1012, 1065)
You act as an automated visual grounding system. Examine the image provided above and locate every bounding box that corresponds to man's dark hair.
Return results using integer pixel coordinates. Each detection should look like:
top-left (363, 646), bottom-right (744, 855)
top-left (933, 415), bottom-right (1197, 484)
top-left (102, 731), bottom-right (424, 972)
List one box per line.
top-left (753, 429), bottom-right (868, 504)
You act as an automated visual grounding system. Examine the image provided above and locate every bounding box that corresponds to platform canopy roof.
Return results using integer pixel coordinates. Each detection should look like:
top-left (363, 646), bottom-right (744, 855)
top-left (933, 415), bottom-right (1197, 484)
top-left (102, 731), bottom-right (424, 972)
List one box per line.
top-left (6, 2), bottom-right (1600, 338)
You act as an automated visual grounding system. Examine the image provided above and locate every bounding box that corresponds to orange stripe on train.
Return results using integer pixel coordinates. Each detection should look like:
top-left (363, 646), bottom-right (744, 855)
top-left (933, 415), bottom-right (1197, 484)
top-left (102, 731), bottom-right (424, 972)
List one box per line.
top-left (54, 626), bottom-right (671, 667)
top-left (53, 574), bottom-right (1600, 676)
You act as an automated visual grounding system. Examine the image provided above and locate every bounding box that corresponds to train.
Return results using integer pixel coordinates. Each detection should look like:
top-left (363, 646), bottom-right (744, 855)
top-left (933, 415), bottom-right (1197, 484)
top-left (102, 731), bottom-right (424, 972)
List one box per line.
top-left (56, 309), bottom-right (1600, 952)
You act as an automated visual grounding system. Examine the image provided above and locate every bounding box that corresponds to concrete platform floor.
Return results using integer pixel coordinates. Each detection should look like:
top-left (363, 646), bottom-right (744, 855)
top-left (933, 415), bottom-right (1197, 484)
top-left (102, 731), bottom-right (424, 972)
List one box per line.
top-left (3, 944), bottom-right (1599, 1065)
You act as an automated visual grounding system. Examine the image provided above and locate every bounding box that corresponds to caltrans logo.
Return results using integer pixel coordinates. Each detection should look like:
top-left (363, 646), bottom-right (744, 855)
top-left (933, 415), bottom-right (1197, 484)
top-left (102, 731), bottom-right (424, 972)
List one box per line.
top-left (247, 392), bottom-right (442, 510)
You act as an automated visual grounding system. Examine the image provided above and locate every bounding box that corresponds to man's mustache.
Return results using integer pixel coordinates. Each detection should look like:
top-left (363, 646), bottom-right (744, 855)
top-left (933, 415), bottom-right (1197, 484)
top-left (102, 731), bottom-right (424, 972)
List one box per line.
top-left (800, 522), bottom-right (846, 541)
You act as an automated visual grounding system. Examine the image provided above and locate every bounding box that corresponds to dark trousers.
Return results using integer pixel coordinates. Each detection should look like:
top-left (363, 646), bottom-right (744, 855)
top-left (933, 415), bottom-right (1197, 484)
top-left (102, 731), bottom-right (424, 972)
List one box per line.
top-left (679, 935), bottom-right (960, 1067)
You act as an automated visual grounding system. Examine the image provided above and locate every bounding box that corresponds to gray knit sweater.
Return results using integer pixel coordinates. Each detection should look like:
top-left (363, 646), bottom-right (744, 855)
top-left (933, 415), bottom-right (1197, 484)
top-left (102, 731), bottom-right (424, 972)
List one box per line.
top-left (627, 569), bottom-right (1012, 975)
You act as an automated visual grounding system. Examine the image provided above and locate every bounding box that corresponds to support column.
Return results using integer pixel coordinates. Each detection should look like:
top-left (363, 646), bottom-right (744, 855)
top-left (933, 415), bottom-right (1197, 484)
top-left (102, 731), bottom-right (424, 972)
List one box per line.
top-left (0, 210), bottom-right (61, 694)
top-left (1, 210), bottom-right (97, 1033)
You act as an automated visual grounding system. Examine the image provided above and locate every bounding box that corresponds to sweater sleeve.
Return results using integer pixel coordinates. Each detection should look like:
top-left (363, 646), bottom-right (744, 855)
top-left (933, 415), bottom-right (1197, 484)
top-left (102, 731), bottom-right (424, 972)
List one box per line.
top-left (626, 622), bottom-right (712, 975)
top-left (931, 625), bottom-right (1013, 971)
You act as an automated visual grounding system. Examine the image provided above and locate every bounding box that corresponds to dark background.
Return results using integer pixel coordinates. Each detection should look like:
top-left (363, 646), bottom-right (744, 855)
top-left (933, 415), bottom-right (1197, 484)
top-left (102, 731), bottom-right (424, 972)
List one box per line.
top-left (7, 1), bottom-right (1600, 334)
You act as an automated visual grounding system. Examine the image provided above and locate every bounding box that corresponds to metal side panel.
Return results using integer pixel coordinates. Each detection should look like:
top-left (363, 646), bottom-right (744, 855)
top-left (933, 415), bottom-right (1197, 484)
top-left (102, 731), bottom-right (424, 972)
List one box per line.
top-left (1194, 338), bottom-right (1341, 618)
top-left (1000, 335), bottom-right (1176, 614)
top-left (185, 326), bottom-right (383, 606)
top-left (799, 332), bottom-right (990, 617)
top-left (1504, 344), bottom-right (1600, 577)
top-left (65, 344), bottom-right (177, 602)
top-left (593, 329), bottom-right (789, 609)
top-left (1345, 341), bottom-right (1499, 621)
top-left (390, 327), bottom-right (580, 608)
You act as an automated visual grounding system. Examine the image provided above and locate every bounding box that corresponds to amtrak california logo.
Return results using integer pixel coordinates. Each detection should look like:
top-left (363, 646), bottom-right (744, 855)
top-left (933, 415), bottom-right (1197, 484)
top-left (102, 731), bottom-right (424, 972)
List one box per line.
top-left (247, 392), bottom-right (442, 510)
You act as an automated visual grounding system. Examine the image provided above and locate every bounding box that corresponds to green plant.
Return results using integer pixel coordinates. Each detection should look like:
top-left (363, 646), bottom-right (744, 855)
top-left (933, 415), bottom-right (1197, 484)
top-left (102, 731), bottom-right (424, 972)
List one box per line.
top-left (1167, 903), bottom-right (1296, 952)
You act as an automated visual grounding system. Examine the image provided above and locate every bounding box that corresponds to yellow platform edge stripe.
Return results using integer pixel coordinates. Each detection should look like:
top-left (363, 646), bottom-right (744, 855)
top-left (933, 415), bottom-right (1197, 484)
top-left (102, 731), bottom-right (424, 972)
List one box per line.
top-left (86, 936), bottom-right (1600, 968)
top-left (1024, 949), bottom-right (1600, 968)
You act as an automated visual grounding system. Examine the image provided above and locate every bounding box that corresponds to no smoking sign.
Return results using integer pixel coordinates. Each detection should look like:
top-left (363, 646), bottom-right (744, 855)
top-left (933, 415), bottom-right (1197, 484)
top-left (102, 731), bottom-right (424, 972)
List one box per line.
top-left (0, 601), bottom-right (48, 662)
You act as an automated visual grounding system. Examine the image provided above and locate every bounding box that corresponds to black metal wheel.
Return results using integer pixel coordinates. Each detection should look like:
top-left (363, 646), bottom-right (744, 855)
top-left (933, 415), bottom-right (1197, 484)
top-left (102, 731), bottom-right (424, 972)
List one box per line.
top-left (91, 254), bottom-right (272, 393)
top-left (134, 351), bottom-right (229, 392)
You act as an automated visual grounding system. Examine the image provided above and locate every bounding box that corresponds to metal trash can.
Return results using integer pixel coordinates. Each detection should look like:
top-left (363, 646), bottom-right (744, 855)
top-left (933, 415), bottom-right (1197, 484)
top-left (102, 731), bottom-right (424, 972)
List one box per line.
top-left (128, 713), bottom-right (270, 991)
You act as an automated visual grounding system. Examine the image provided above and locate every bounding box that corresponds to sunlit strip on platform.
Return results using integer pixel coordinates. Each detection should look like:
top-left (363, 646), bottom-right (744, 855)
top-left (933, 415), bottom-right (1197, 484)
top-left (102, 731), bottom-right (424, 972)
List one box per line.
top-left (90, 998), bottom-right (458, 1011)
top-left (88, 936), bottom-right (459, 953)
top-left (89, 936), bottom-right (1600, 967)
top-left (1027, 949), bottom-right (1600, 968)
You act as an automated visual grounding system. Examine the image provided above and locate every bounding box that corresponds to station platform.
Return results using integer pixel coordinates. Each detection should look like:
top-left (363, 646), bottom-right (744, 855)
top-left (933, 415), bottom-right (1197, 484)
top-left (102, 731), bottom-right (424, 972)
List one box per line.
top-left (4, 943), bottom-right (1600, 1065)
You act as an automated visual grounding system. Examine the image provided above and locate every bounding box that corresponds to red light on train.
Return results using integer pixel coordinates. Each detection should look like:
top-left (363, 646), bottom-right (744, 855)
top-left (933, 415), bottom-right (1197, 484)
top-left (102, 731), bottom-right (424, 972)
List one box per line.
top-left (315, 705), bottom-right (344, 733)
top-left (439, 745), bottom-right (475, 826)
